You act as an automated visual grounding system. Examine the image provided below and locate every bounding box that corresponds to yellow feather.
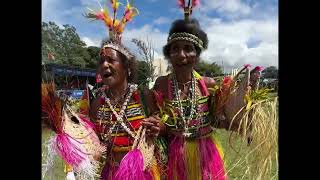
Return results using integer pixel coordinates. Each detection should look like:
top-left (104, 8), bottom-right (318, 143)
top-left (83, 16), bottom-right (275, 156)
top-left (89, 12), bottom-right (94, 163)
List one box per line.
top-left (185, 141), bottom-right (202, 180)
top-left (246, 100), bottom-right (253, 110)
top-left (211, 136), bottom-right (225, 159)
top-left (150, 162), bottom-right (161, 180)
top-left (193, 71), bottom-right (202, 80)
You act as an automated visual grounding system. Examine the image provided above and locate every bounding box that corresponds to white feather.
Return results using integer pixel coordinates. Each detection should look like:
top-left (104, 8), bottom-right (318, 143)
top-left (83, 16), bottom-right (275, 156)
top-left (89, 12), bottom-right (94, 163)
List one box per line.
top-left (42, 136), bottom-right (57, 179)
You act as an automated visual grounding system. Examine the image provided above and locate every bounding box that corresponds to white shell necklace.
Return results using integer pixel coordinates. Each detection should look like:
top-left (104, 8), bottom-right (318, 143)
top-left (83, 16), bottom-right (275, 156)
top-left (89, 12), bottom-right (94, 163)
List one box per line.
top-left (172, 72), bottom-right (197, 137)
top-left (101, 83), bottom-right (138, 138)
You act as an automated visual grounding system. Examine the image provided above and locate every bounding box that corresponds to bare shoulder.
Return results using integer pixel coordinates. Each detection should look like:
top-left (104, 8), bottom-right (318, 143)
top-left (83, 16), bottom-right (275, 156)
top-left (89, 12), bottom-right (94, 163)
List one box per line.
top-left (142, 87), bottom-right (153, 97)
top-left (154, 75), bottom-right (169, 91)
top-left (202, 76), bottom-right (216, 88)
top-left (141, 87), bottom-right (158, 115)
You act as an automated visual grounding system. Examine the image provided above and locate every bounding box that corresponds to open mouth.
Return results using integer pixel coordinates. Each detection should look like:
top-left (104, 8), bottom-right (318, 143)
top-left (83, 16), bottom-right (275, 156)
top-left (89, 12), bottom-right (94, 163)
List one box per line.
top-left (102, 70), bottom-right (113, 78)
top-left (177, 63), bottom-right (191, 67)
top-left (175, 59), bottom-right (191, 67)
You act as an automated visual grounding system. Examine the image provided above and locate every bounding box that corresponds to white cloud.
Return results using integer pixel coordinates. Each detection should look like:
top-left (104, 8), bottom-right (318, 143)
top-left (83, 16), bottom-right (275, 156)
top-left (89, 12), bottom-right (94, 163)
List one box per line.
top-left (42, 0), bottom-right (278, 73)
top-left (79, 0), bottom-right (97, 7)
top-left (122, 24), bottom-right (168, 57)
top-left (79, 0), bottom-right (107, 12)
top-left (60, 7), bottom-right (83, 17)
top-left (80, 16), bottom-right (278, 72)
top-left (201, 17), bottom-right (278, 72)
top-left (201, 0), bottom-right (251, 18)
top-left (42, 0), bottom-right (83, 26)
top-left (153, 17), bottom-right (170, 25)
top-left (42, 0), bottom-right (95, 22)
top-left (42, 0), bottom-right (62, 23)
top-left (82, 36), bottom-right (101, 47)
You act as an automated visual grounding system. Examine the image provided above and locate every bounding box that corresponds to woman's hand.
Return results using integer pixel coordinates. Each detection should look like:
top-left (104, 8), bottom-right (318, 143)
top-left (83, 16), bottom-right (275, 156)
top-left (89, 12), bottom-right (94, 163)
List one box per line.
top-left (141, 115), bottom-right (161, 138)
top-left (224, 66), bottom-right (261, 124)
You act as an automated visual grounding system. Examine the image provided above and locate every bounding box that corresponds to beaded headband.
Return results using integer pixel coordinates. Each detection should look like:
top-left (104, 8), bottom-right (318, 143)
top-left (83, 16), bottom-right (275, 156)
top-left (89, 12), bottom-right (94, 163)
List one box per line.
top-left (167, 32), bottom-right (204, 50)
top-left (101, 40), bottom-right (134, 59)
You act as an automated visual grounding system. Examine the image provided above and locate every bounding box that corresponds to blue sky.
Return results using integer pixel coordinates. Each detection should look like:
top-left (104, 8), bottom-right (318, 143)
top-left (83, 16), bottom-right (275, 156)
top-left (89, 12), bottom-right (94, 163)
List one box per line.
top-left (42, 0), bottom-right (278, 71)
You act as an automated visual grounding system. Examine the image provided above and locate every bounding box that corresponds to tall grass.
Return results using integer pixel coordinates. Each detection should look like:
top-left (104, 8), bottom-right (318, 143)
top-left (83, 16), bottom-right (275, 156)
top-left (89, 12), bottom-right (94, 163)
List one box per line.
top-left (225, 97), bottom-right (278, 180)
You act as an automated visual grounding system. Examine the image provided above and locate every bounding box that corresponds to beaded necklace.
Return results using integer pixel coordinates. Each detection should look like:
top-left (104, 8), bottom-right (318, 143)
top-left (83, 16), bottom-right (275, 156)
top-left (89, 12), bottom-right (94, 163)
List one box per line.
top-left (172, 72), bottom-right (197, 137)
top-left (100, 83), bottom-right (138, 139)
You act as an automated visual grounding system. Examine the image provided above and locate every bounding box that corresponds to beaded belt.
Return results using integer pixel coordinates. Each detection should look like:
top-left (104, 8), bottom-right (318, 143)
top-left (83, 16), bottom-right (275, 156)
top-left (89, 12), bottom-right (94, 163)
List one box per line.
top-left (169, 122), bottom-right (213, 139)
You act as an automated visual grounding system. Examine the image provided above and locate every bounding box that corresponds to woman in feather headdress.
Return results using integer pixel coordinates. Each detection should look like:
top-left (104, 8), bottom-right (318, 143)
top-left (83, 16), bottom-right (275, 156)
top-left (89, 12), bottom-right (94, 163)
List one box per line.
top-left (151, 0), bottom-right (276, 180)
top-left (83, 0), bottom-right (162, 179)
top-left (42, 1), bottom-right (162, 180)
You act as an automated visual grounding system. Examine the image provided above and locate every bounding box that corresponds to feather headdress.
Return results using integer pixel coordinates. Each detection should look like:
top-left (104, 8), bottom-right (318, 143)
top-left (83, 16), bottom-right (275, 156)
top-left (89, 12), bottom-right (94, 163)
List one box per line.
top-left (164, 0), bottom-right (205, 51)
top-left (84, 0), bottom-right (139, 43)
top-left (177, 0), bottom-right (200, 21)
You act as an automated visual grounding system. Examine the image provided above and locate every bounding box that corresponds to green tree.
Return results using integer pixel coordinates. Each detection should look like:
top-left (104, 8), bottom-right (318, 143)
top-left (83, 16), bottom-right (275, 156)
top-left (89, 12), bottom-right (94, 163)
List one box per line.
top-left (195, 60), bottom-right (223, 77)
top-left (42, 22), bottom-right (62, 63)
top-left (42, 21), bottom-right (90, 67)
top-left (86, 46), bottom-right (100, 69)
top-left (262, 66), bottom-right (278, 79)
top-left (136, 60), bottom-right (151, 86)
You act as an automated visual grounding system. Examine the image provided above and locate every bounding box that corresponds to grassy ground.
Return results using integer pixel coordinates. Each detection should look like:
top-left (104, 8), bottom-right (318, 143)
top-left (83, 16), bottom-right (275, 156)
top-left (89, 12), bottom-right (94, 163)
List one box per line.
top-left (42, 128), bottom-right (66, 180)
top-left (215, 129), bottom-right (278, 180)
top-left (42, 127), bottom-right (278, 180)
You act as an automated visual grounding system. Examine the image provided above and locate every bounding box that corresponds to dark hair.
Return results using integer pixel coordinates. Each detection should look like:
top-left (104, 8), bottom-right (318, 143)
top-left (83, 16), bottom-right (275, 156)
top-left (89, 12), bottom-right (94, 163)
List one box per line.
top-left (163, 19), bottom-right (208, 59)
top-left (99, 39), bottom-right (137, 83)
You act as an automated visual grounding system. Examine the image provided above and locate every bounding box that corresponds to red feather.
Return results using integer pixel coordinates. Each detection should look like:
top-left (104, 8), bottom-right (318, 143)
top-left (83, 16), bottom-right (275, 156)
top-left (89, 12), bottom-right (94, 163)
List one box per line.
top-left (42, 82), bottom-right (63, 133)
top-left (177, 0), bottom-right (185, 8)
top-left (192, 0), bottom-right (200, 7)
top-left (132, 91), bottom-right (141, 103)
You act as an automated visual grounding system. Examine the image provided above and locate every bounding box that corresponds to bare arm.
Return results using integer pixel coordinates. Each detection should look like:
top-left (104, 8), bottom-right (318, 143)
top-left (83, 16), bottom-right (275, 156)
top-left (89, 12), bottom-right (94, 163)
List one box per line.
top-left (215, 69), bottom-right (251, 132)
top-left (203, 76), bottom-right (216, 89)
top-left (143, 87), bottom-right (159, 116)
top-left (153, 76), bottom-right (168, 97)
top-left (203, 76), bottom-right (240, 131)
top-left (149, 76), bottom-right (169, 136)
top-left (141, 87), bottom-right (161, 138)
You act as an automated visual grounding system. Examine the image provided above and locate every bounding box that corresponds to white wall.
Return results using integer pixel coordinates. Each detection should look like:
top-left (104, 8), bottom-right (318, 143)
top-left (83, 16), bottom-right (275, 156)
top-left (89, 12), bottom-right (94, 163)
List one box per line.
top-left (152, 57), bottom-right (169, 78)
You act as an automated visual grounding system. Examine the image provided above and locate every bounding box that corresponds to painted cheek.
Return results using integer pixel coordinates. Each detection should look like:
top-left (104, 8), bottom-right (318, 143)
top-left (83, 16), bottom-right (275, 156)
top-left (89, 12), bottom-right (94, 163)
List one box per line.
top-left (188, 56), bottom-right (197, 64)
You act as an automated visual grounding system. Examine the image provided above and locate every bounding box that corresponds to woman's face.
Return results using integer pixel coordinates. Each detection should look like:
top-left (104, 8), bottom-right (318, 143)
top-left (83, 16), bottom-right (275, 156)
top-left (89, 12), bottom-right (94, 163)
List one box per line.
top-left (169, 40), bottom-right (198, 73)
top-left (98, 48), bottom-right (127, 88)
